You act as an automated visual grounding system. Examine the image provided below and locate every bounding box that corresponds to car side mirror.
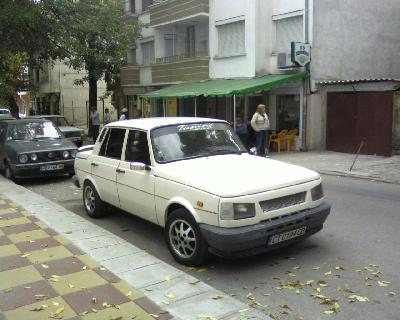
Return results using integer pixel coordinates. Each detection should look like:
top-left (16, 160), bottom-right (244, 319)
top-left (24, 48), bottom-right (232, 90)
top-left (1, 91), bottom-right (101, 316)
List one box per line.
top-left (130, 162), bottom-right (151, 171)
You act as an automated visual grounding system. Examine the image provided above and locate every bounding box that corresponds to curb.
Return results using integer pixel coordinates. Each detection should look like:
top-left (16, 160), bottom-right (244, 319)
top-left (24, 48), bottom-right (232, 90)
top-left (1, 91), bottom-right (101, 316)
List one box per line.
top-left (316, 170), bottom-right (400, 185)
top-left (0, 176), bottom-right (270, 320)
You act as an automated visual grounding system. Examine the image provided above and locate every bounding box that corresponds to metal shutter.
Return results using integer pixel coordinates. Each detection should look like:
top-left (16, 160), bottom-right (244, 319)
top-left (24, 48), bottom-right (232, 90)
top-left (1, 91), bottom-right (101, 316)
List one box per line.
top-left (274, 15), bottom-right (303, 53)
top-left (217, 20), bottom-right (245, 57)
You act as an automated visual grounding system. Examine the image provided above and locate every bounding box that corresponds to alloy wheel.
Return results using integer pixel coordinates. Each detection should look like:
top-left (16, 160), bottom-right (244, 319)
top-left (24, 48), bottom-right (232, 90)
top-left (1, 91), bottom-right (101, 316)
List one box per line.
top-left (169, 219), bottom-right (197, 259)
top-left (84, 185), bottom-right (96, 214)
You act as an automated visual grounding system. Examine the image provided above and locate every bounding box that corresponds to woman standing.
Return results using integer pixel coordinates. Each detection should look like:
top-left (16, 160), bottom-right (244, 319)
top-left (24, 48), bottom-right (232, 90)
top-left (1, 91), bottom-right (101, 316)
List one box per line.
top-left (251, 104), bottom-right (270, 157)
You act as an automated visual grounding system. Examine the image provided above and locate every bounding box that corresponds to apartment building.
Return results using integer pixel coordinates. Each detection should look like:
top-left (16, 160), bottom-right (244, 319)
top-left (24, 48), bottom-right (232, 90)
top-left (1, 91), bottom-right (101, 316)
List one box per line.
top-left (32, 60), bottom-right (114, 129)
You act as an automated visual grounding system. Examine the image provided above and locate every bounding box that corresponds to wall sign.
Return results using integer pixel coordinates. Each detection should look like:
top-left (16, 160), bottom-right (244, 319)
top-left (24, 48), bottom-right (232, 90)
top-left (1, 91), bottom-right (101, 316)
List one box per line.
top-left (291, 42), bottom-right (311, 67)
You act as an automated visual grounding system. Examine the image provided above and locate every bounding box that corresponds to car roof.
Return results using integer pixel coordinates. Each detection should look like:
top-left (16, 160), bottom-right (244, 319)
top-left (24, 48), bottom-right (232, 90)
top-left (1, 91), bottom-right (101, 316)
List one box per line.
top-left (107, 117), bottom-right (227, 131)
top-left (1, 119), bottom-right (51, 125)
top-left (27, 115), bottom-right (64, 118)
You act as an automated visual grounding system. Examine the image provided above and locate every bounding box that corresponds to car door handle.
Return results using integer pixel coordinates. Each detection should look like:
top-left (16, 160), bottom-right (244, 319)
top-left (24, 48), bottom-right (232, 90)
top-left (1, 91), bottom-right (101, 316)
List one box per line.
top-left (116, 168), bottom-right (125, 174)
top-left (91, 162), bottom-right (99, 167)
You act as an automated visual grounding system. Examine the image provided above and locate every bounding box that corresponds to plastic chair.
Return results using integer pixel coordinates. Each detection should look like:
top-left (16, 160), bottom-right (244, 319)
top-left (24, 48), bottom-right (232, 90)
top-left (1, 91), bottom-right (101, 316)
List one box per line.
top-left (268, 129), bottom-right (288, 152)
top-left (284, 129), bottom-right (298, 151)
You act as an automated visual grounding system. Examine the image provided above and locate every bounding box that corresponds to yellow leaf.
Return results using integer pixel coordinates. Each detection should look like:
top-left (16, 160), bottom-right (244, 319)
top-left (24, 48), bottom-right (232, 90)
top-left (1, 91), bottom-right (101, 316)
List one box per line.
top-left (335, 266), bottom-right (344, 270)
top-left (348, 295), bottom-right (369, 302)
top-left (306, 280), bottom-right (314, 286)
top-left (165, 293), bottom-right (176, 299)
top-left (126, 291), bottom-right (132, 297)
top-left (212, 295), bottom-right (223, 300)
top-left (324, 271), bottom-right (332, 276)
top-left (296, 289), bottom-right (300, 294)
top-left (162, 301), bottom-right (170, 305)
top-left (196, 268), bottom-right (207, 273)
top-left (21, 253), bottom-right (31, 258)
top-left (100, 267), bottom-right (106, 271)
top-left (312, 266), bottom-right (320, 270)
top-left (91, 308), bottom-right (97, 313)
top-left (263, 293), bottom-right (271, 296)
top-left (280, 304), bottom-right (290, 310)
top-left (323, 310), bottom-right (334, 315)
top-left (378, 281), bottom-right (391, 287)
top-left (318, 280), bottom-right (329, 287)
top-left (68, 283), bottom-right (75, 288)
top-left (288, 273), bottom-right (296, 277)
top-left (82, 266), bottom-right (87, 270)
top-left (293, 266), bottom-right (301, 270)
top-left (164, 276), bottom-right (171, 282)
top-left (55, 307), bottom-right (65, 314)
top-left (197, 315), bottom-right (217, 320)
top-left (150, 314), bottom-right (159, 319)
top-left (52, 301), bottom-right (60, 307)
top-left (30, 306), bottom-right (45, 311)
top-left (190, 280), bottom-right (200, 285)
top-left (239, 308), bottom-right (249, 313)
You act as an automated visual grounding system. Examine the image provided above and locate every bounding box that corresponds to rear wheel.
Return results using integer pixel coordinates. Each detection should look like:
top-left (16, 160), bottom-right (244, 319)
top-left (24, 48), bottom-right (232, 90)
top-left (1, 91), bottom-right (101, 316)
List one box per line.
top-left (83, 181), bottom-right (108, 218)
top-left (165, 209), bottom-right (209, 266)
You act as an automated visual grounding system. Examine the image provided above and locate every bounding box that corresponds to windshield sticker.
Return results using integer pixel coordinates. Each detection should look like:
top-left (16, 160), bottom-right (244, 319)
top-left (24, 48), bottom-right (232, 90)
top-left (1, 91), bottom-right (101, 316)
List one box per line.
top-left (177, 123), bottom-right (215, 132)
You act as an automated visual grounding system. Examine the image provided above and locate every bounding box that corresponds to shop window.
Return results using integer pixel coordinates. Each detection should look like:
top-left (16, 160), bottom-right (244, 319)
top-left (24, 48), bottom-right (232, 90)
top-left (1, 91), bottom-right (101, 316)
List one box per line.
top-left (277, 95), bottom-right (300, 132)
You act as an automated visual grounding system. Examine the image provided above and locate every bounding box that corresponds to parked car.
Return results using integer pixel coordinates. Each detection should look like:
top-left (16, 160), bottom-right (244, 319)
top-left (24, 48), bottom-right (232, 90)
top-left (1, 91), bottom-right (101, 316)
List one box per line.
top-left (27, 115), bottom-right (85, 147)
top-left (73, 118), bottom-right (330, 266)
top-left (0, 119), bottom-right (78, 180)
top-left (0, 108), bottom-right (12, 119)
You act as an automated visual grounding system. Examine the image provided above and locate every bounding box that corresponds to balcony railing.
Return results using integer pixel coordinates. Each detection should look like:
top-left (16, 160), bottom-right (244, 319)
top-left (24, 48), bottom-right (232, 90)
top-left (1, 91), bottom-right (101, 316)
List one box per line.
top-left (150, 0), bottom-right (209, 26)
top-left (154, 50), bottom-right (209, 64)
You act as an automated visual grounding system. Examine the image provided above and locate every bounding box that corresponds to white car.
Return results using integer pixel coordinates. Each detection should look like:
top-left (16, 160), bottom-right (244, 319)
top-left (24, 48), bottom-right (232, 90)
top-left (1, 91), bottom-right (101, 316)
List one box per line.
top-left (73, 118), bottom-right (330, 266)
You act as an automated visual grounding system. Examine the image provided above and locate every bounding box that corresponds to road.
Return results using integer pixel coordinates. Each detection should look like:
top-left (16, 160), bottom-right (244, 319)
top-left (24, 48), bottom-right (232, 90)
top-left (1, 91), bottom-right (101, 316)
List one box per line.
top-left (22, 174), bottom-right (400, 320)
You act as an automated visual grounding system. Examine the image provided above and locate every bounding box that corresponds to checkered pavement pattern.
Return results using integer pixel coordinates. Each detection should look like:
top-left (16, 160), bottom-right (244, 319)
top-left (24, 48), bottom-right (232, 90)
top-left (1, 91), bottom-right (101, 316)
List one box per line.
top-left (0, 196), bottom-right (172, 320)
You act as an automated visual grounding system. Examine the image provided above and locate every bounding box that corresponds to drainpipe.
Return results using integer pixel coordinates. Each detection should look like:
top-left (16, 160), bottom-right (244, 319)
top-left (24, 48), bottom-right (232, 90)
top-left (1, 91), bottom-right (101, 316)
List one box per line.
top-left (301, 0), bottom-right (310, 151)
top-left (233, 95), bottom-right (236, 131)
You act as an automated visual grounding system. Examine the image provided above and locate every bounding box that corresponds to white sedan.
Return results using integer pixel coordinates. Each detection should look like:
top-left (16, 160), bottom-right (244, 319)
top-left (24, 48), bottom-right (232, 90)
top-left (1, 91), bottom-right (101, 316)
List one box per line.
top-left (73, 118), bottom-right (330, 266)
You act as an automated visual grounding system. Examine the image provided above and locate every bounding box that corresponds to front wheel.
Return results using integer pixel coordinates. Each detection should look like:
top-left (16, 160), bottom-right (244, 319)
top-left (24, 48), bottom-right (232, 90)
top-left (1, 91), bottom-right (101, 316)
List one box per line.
top-left (4, 163), bottom-right (15, 181)
top-left (165, 209), bottom-right (209, 266)
top-left (83, 181), bottom-right (108, 218)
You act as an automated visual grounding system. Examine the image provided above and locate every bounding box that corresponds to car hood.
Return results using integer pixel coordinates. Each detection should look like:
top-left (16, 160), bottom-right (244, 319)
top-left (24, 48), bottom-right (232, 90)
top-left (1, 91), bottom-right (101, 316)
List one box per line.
top-left (59, 126), bottom-right (84, 133)
top-left (153, 154), bottom-right (320, 198)
top-left (7, 139), bottom-right (77, 153)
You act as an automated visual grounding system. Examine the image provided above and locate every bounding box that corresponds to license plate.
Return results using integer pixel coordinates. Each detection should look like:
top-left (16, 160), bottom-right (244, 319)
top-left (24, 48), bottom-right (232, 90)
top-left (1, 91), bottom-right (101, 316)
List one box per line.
top-left (268, 226), bottom-right (307, 245)
top-left (40, 164), bottom-right (64, 172)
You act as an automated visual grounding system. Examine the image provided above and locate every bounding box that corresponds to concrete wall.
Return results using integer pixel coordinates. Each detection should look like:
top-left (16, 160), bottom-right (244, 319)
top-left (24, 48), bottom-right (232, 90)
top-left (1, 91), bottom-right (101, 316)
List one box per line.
top-left (312, 0), bottom-right (400, 80)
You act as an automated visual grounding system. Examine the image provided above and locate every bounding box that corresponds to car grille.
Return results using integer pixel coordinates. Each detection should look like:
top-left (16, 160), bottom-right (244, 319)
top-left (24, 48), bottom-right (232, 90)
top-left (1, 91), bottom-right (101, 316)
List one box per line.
top-left (37, 151), bottom-right (70, 162)
top-left (64, 131), bottom-right (81, 138)
top-left (259, 192), bottom-right (307, 212)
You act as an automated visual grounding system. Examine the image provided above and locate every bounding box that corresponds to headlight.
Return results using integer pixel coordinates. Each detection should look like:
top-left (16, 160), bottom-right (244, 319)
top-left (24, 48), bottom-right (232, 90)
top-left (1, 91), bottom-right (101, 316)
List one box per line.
top-left (311, 184), bottom-right (324, 201)
top-left (30, 153), bottom-right (38, 161)
top-left (71, 150), bottom-right (77, 158)
top-left (62, 150), bottom-right (70, 158)
top-left (19, 154), bottom-right (28, 164)
top-left (220, 203), bottom-right (256, 220)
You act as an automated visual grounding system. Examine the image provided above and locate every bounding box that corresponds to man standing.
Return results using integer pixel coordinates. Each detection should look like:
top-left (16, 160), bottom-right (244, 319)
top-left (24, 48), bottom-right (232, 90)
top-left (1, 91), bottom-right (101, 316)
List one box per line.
top-left (90, 106), bottom-right (100, 142)
top-left (104, 108), bottom-right (111, 125)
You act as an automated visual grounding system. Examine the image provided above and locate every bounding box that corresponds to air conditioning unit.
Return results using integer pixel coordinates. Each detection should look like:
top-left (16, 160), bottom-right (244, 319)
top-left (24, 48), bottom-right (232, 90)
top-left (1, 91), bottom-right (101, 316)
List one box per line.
top-left (277, 52), bottom-right (294, 69)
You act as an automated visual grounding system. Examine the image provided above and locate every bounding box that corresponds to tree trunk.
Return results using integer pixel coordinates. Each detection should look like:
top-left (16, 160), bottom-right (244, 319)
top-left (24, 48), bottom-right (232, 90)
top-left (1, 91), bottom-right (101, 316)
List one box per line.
top-left (88, 68), bottom-right (97, 109)
top-left (7, 95), bottom-right (19, 119)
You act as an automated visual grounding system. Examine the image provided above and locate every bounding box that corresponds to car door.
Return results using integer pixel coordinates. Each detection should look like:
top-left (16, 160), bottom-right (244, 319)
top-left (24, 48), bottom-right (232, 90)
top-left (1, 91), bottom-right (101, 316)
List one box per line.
top-left (90, 128), bottom-right (127, 208)
top-left (116, 129), bottom-right (157, 224)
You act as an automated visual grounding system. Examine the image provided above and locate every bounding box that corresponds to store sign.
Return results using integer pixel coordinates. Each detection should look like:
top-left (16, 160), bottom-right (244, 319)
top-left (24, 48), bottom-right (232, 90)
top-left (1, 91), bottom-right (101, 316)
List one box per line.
top-left (291, 42), bottom-right (311, 67)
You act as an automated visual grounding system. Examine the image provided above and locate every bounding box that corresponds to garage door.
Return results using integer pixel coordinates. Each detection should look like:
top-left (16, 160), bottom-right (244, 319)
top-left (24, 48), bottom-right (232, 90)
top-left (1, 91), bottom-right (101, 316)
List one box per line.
top-left (327, 92), bottom-right (393, 157)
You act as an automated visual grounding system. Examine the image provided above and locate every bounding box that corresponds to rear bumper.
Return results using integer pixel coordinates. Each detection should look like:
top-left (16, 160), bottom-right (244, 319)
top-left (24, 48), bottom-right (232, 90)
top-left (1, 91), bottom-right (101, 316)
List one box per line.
top-left (199, 203), bottom-right (331, 258)
top-left (11, 160), bottom-right (75, 178)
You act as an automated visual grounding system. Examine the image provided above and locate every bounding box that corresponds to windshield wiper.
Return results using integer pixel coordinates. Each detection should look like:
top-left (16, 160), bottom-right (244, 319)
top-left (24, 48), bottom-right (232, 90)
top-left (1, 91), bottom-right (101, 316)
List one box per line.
top-left (208, 149), bottom-right (243, 155)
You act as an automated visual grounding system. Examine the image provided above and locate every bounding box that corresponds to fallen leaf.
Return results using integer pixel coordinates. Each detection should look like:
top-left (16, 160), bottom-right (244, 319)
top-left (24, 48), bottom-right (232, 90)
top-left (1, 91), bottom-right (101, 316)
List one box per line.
top-left (52, 301), bottom-right (60, 307)
top-left (68, 284), bottom-right (75, 288)
top-left (212, 295), bottom-right (223, 300)
top-left (378, 281), bottom-right (391, 287)
top-left (126, 291), bottom-right (132, 297)
top-left (288, 273), bottom-right (297, 277)
top-left (293, 266), bottom-right (301, 270)
top-left (197, 315), bottom-right (217, 320)
top-left (21, 253), bottom-right (31, 258)
top-left (190, 280), bottom-right (200, 285)
top-left (355, 269), bottom-right (362, 273)
top-left (312, 266), bottom-right (321, 270)
top-left (323, 310), bottom-right (335, 315)
top-left (263, 293), bottom-right (271, 296)
top-left (335, 266), bottom-right (345, 270)
top-left (162, 301), bottom-right (170, 305)
top-left (348, 295), bottom-right (369, 302)
top-left (324, 271), bottom-right (332, 276)
top-left (110, 317), bottom-right (123, 320)
top-left (91, 308), bottom-right (97, 313)
top-left (318, 280), bottom-right (329, 287)
top-left (92, 297), bottom-right (97, 303)
top-left (306, 280), bottom-right (315, 286)
top-left (165, 276), bottom-right (171, 282)
top-left (280, 304), bottom-right (291, 310)
top-left (239, 308), bottom-right (249, 313)
top-left (34, 294), bottom-right (50, 300)
top-left (102, 302), bottom-right (111, 308)
top-left (150, 314), bottom-right (159, 318)
top-left (165, 293), bottom-right (176, 299)
top-left (82, 266), bottom-right (87, 270)
top-left (79, 311), bottom-right (89, 316)
top-left (112, 304), bottom-right (120, 310)
top-left (196, 268), bottom-right (207, 273)
top-left (388, 292), bottom-right (396, 296)
top-left (30, 306), bottom-right (45, 311)
top-left (99, 267), bottom-right (106, 271)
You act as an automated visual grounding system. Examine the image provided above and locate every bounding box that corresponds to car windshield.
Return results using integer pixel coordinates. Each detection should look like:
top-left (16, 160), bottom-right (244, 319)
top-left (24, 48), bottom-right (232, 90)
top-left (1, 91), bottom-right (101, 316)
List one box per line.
top-left (7, 122), bottom-right (62, 141)
top-left (49, 117), bottom-right (69, 127)
top-left (151, 122), bottom-right (247, 163)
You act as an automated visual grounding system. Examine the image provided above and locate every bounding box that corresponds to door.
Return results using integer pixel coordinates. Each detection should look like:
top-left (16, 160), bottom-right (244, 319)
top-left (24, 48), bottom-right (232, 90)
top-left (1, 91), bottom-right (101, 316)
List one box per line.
top-left (90, 128), bottom-right (127, 207)
top-left (117, 130), bottom-right (157, 224)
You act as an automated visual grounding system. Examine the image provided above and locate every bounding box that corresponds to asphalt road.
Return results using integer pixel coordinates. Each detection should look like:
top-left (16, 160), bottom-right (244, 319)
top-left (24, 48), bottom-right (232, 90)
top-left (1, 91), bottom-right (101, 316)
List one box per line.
top-left (22, 174), bottom-right (400, 320)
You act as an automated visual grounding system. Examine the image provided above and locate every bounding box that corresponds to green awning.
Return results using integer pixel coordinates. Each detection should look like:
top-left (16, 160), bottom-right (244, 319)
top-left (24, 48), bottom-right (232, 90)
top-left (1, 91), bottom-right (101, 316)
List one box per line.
top-left (140, 71), bottom-right (308, 99)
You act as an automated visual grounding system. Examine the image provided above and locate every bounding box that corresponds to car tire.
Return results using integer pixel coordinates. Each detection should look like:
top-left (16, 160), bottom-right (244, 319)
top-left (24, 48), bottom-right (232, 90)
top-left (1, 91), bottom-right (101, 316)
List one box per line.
top-left (83, 181), bottom-right (108, 218)
top-left (165, 209), bottom-right (209, 266)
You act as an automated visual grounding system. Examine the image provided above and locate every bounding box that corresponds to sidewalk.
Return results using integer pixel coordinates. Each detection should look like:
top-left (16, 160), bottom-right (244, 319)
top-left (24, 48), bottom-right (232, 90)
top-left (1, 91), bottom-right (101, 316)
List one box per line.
top-left (0, 176), bottom-right (268, 320)
top-left (272, 151), bottom-right (400, 184)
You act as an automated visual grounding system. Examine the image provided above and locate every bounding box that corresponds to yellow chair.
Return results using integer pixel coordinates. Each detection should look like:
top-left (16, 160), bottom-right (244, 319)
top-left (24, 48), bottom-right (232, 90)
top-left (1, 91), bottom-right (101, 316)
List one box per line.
top-left (284, 129), bottom-right (298, 152)
top-left (268, 129), bottom-right (288, 152)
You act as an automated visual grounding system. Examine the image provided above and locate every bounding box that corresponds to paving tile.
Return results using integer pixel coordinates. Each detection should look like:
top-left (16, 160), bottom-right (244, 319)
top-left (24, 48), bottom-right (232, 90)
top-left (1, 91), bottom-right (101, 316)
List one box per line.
top-left (27, 216), bottom-right (40, 223)
top-left (53, 234), bottom-right (71, 245)
top-left (80, 301), bottom-right (155, 320)
top-left (26, 245), bottom-right (73, 264)
top-left (33, 256), bottom-right (86, 278)
top-left (0, 265), bottom-right (43, 290)
top-left (0, 212), bottom-right (24, 220)
top-left (0, 208), bottom-right (17, 215)
top-left (49, 270), bottom-right (108, 296)
top-left (0, 254), bottom-right (30, 272)
top-left (35, 221), bottom-right (48, 229)
top-left (0, 235), bottom-right (11, 246)
top-left (0, 217), bottom-right (31, 228)
top-left (0, 229), bottom-right (4, 236)
top-left (14, 236), bottom-right (60, 252)
top-left (0, 280), bottom-right (58, 311)
top-left (102, 252), bottom-right (160, 275)
top-left (3, 296), bottom-right (77, 320)
top-left (1, 222), bottom-right (40, 235)
top-left (43, 227), bottom-right (58, 236)
top-left (65, 243), bottom-right (84, 256)
top-left (135, 297), bottom-right (173, 320)
top-left (73, 235), bottom-right (123, 251)
top-left (61, 227), bottom-right (109, 241)
top-left (8, 229), bottom-right (50, 244)
top-left (77, 254), bottom-right (100, 269)
top-left (112, 282), bottom-right (144, 301)
top-left (88, 243), bottom-right (142, 262)
top-left (93, 267), bottom-right (120, 283)
top-left (0, 244), bottom-right (21, 258)
top-left (63, 284), bottom-right (130, 315)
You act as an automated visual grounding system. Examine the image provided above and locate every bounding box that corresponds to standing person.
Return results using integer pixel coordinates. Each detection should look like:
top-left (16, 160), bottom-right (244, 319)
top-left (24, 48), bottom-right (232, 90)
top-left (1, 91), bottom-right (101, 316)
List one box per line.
top-left (89, 106), bottom-right (100, 142)
top-left (104, 108), bottom-right (111, 125)
top-left (119, 107), bottom-right (129, 121)
top-left (251, 104), bottom-right (270, 157)
top-left (235, 117), bottom-right (248, 149)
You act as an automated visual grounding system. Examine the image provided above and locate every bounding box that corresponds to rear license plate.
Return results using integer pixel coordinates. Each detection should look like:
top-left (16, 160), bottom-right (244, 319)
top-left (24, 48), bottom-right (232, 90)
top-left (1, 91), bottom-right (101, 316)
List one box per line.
top-left (268, 226), bottom-right (306, 245)
top-left (40, 164), bottom-right (64, 172)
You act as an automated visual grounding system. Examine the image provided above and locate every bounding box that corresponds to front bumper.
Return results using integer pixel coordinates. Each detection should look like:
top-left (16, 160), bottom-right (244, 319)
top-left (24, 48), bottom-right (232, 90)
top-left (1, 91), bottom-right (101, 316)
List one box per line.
top-left (11, 159), bottom-right (75, 178)
top-left (199, 203), bottom-right (331, 258)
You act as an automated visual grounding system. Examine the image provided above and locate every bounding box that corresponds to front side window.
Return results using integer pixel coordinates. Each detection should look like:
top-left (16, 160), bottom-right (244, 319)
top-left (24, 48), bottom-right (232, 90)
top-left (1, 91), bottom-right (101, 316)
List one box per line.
top-left (125, 130), bottom-right (151, 165)
top-left (99, 128), bottom-right (126, 159)
top-left (7, 122), bottom-right (61, 141)
top-left (217, 20), bottom-right (245, 57)
top-left (151, 122), bottom-right (246, 163)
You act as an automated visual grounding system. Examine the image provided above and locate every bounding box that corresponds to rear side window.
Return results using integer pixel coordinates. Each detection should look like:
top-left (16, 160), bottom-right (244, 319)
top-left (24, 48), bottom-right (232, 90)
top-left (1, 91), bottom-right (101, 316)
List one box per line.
top-left (125, 130), bottom-right (151, 165)
top-left (99, 128), bottom-right (126, 159)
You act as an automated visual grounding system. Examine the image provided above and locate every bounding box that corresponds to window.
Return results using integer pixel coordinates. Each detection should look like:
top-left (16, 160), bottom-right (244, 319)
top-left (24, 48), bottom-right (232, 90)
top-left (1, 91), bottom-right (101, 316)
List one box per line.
top-left (274, 15), bottom-right (303, 53)
top-left (125, 130), bottom-right (151, 165)
top-left (142, 41), bottom-right (155, 66)
top-left (126, 47), bottom-right (136, 64)
top-left (99, 128), bottom-right (126, 159)
top-left (130, 0), bottom-right (135, 13)
top-left (186, 26), bottom-right (195, 56)
top-left (164, 34), bottom-right (177, 57)
top-left (277, 95), bottom-right (300, 132)
top-left (98, 128), bottom-right (108, 143)
top-left (216, 20), bottom-right (245, 57)
top-left (142, 0), bottom-right (152, 11)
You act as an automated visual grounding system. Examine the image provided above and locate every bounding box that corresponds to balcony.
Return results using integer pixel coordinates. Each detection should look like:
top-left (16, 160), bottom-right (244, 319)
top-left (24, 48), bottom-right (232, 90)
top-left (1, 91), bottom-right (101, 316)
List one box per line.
top-left (150, 0), bottom-right (209, 27)
top-left (152, 51), bottom-right (209, 83)
top-left (120, 65), bottom-right (140, 86)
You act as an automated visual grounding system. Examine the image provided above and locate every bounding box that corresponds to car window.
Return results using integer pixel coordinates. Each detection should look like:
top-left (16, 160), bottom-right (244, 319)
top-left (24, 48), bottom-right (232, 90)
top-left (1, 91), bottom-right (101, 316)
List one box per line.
top-left (125, 130), bottom-right (151, 165)
top-left (99, 128), bottom-right (125, 159)
top-left (98, 128), bottom-right (108, 143)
